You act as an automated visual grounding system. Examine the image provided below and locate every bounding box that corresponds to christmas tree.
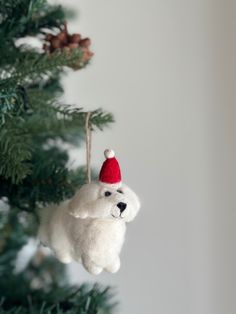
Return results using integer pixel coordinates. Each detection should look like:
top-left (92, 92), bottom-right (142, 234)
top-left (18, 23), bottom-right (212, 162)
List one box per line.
top-left (0, 0), bottom-right (115, 312)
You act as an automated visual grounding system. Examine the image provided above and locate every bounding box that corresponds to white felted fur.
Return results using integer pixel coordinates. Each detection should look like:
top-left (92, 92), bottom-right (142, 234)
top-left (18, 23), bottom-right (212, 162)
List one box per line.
top-left (38, 181), bottom-right (140, 275)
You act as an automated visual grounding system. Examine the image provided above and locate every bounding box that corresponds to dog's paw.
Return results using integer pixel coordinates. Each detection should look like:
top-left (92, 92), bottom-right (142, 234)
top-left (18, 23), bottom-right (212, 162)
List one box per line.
top-left (82, 256), bottom-right (103, 275)
top-left (86, 264), bottom-right (103, 275)
top-left (105, 257), bottom-right (120, 273)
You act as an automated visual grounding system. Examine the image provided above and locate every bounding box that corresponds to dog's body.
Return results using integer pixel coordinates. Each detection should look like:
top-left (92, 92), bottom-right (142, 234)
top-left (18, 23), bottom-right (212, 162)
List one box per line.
top-left (39, 181), bottom-right (140, 274)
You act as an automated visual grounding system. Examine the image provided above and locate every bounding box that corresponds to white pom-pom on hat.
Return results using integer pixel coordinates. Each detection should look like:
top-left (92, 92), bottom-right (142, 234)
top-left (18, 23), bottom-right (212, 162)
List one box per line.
top-left (104, 149), bottom-right (115, 159)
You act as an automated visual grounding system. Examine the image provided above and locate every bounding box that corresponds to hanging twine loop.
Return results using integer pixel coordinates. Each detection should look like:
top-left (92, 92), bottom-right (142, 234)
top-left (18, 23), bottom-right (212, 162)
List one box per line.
top-left (85, 111), bottom-right (92, 183)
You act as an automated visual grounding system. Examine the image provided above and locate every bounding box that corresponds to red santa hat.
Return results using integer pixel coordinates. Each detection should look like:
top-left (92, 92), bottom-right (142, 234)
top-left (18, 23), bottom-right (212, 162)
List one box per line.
top-left (99, 149), bottom-right (121, 185)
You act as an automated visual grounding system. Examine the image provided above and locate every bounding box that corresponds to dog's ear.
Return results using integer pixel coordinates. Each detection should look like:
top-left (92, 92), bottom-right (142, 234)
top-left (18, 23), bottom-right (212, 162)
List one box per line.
top-left (68, 183), bottom-right (99, 219)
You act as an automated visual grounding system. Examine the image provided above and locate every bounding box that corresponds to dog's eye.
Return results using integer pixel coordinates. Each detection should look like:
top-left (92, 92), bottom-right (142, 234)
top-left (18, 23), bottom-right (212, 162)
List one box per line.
top-left (117, 189), bottom-right (123, 194)
top-left (104, 191), bottom-right (112, 197)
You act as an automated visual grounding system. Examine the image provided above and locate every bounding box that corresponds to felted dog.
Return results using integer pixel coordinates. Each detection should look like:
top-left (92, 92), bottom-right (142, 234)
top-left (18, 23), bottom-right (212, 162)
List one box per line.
top-left (38, 149), bottom-right (140, 274)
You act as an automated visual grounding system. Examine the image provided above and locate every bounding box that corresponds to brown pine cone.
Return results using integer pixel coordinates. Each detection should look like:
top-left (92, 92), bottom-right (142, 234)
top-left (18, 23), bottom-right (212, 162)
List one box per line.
top-left (51, 37), bottom-right (62, 49)
top-left (69, 33), bottom-right (81, 43)
top-left (79, 38), bottom-right (91, 48)
top-left (42, 22), bottom-right (93, 69)
top-left (45, 33), bottom-right (53, 41)
top-left (57, 31), bottom-right (68, 44)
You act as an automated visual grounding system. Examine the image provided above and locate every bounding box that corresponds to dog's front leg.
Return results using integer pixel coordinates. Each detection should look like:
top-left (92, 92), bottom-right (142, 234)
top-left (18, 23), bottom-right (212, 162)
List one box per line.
top-left (69, 200), bottom-right (109, 219)
top-left (68, 203), bottom-right (91, 219)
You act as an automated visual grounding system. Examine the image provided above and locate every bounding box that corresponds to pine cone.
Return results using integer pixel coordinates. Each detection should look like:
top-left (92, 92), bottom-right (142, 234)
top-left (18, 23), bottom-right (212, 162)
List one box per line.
top-left (51, 37), bottom-right (62, 49)
top-left (79, 38), bottom-right (91, 48)
top-left (69, 34), bottom-right (81, 43)
top-left (57, 31), bottom-right (68, 44)
top-left (43, 23), bottom-right (94, 70)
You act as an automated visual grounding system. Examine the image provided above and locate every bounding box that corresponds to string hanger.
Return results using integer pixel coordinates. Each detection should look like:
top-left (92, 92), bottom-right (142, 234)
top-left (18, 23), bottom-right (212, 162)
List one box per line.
top-left (85, 111), bottom-right (92, 183)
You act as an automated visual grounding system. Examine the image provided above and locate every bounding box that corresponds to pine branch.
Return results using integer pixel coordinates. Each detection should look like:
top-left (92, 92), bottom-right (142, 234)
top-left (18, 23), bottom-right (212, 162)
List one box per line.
top-left (0, 85), bottom-right (29, 125)
top-left (0, 106), bottom-right (113, 185)
top-left (23, 104), bottom-right (114, 140)
top-left (0, 49), bottom-right (84, 87)
top-left (0, 126), bottom-right (32, 184)
top-left (0, 0), bottom-right (71, 39)
top-left (90, 109), bottom-right (115, 130)
top-left (0, 282), bottom-right (116, 314)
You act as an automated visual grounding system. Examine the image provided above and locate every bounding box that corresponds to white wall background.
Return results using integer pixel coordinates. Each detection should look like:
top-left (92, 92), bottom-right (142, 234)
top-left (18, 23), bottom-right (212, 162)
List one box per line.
top-left (58, 0), bottom-right (235, 313)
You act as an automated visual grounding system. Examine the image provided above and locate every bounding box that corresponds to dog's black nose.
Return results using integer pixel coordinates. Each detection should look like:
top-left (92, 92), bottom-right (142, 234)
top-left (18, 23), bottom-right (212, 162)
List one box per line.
top-left (117, 202), bottom-right (127, 213)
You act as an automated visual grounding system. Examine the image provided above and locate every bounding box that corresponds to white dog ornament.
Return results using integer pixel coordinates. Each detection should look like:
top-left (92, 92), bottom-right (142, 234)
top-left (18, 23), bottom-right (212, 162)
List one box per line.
top-left (39, 149), bottom-right (140, 275)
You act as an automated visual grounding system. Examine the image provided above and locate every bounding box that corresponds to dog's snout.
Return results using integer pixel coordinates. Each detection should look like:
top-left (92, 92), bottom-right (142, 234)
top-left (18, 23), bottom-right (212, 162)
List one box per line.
top-left (117, 202), bottom-right (127, 213)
